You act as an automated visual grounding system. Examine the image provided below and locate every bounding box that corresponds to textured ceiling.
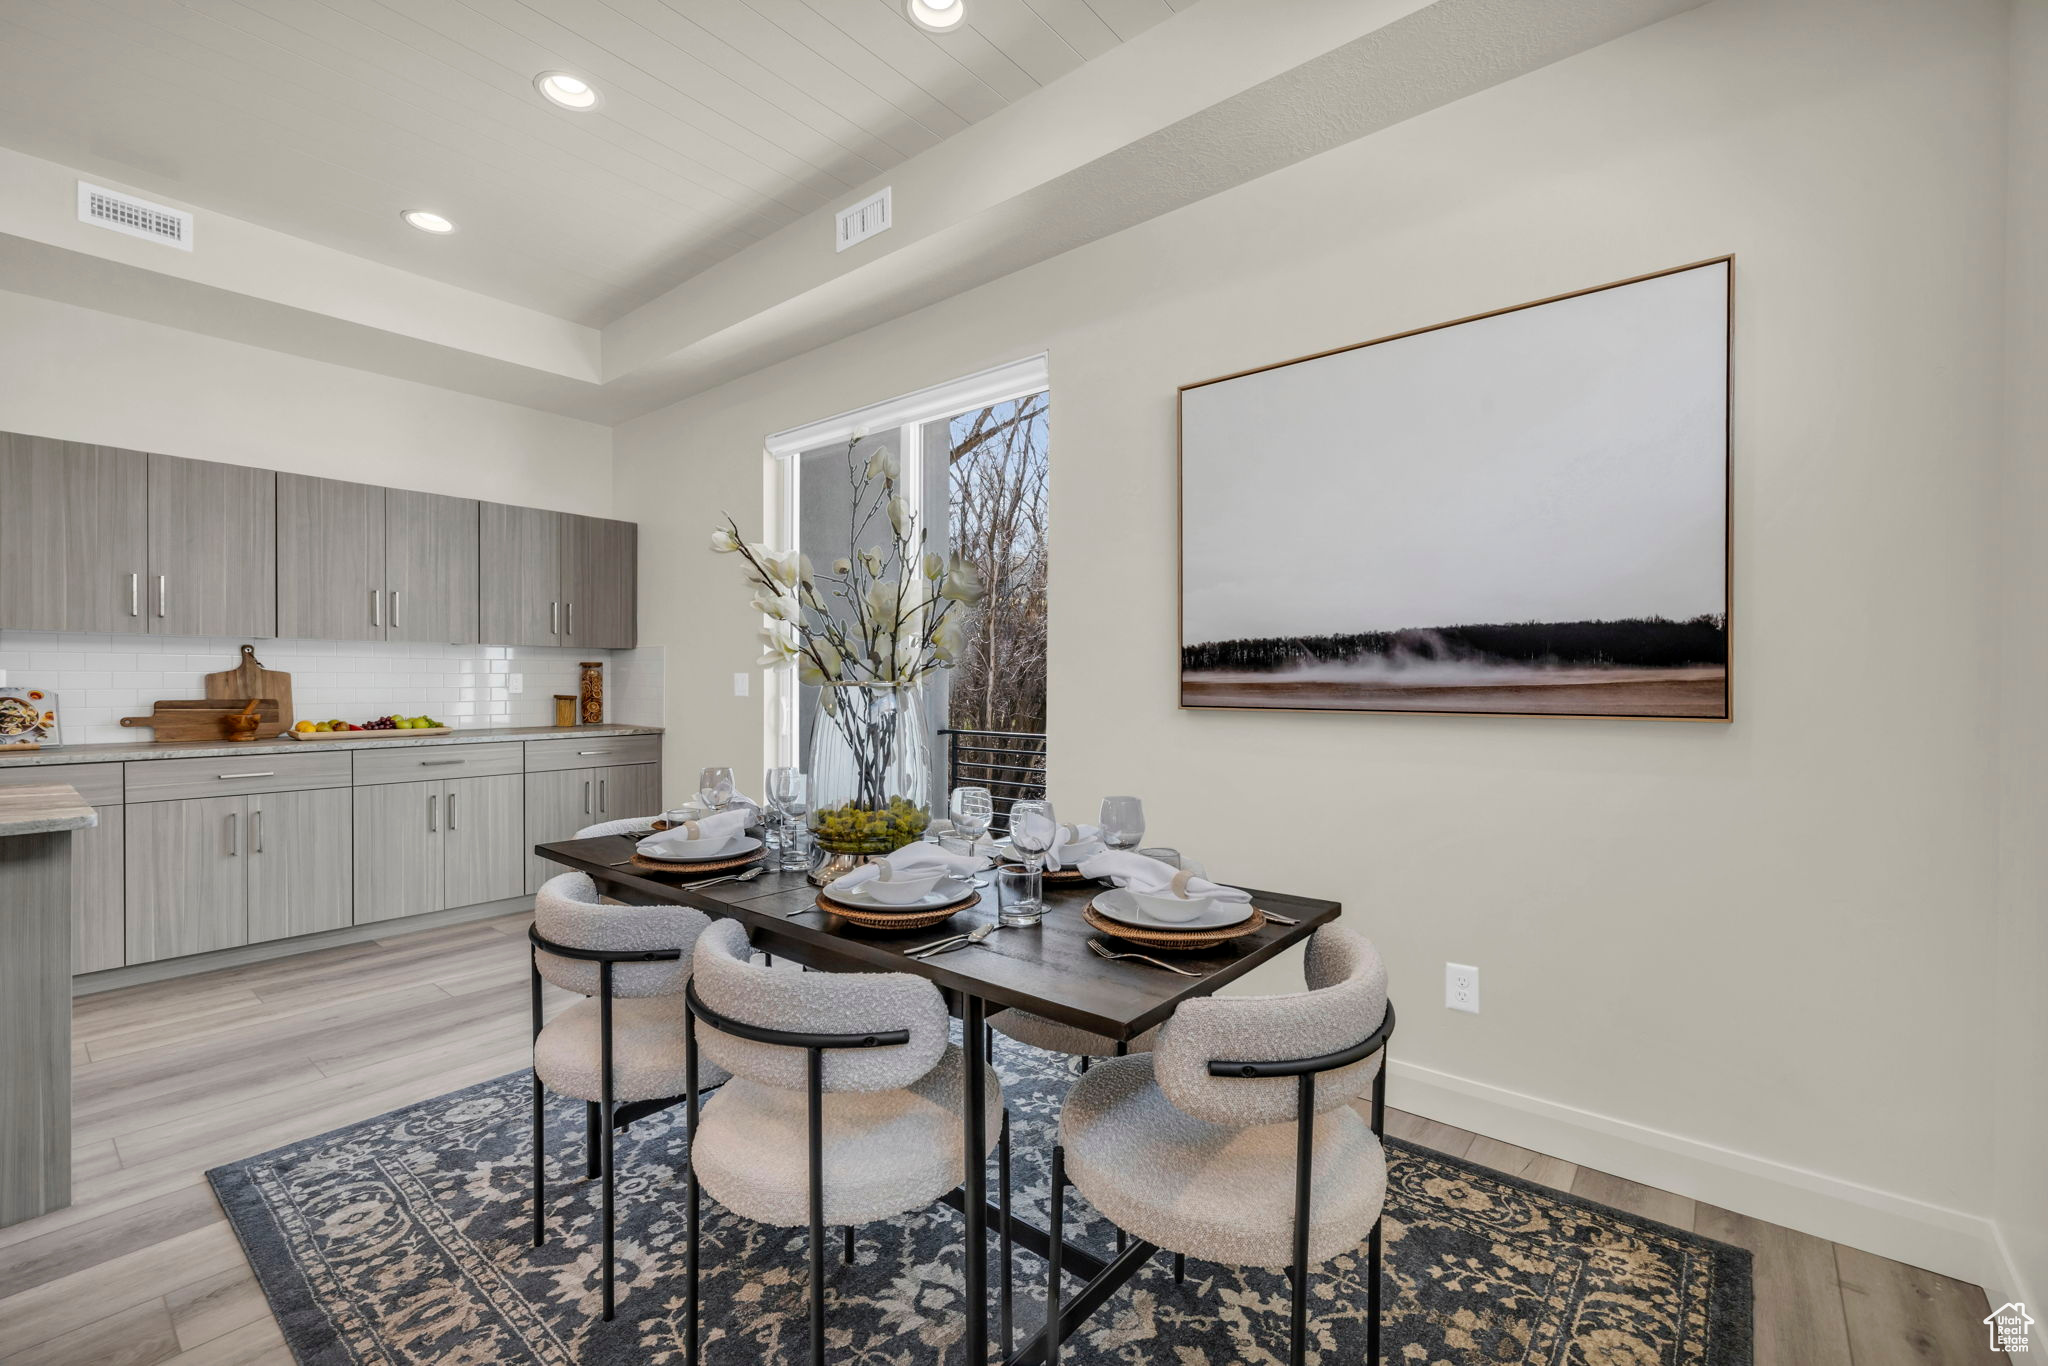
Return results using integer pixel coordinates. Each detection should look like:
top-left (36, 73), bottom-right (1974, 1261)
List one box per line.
top-left (0, 0), bottom-right (1186, 323)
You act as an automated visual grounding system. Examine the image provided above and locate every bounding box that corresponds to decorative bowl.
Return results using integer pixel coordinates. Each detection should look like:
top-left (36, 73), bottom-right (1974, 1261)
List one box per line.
top-left (1130, 889), bottom-right (1217, 924)
top-left (862, 872), bottom-right (945, 905)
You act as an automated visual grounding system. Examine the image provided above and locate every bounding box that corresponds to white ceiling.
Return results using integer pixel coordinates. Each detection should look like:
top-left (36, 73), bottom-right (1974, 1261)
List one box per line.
top-left (0, 0), bottom-right (1185, 324)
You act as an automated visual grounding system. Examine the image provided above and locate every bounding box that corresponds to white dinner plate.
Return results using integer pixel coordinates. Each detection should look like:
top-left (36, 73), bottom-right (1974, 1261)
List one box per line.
top-left (1092, 887), bottom-right (1253, 932)
top-left (827, 877), bottom-right (979, 912)
top-left (636, 834), bottom-right (762, 864)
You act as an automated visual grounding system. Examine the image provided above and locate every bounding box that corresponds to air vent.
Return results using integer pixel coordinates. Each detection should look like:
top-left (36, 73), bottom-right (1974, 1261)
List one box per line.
top-left (835, 187), bottom-right (891, 253)
top-left (78, 182), bottom-right (193, 251)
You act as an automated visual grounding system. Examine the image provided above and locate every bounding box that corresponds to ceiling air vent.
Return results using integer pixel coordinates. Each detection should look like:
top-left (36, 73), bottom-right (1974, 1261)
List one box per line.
top-left (78, 182), bottom-right (193, 251)
top-left (835, 187), bottom-right (891, 253)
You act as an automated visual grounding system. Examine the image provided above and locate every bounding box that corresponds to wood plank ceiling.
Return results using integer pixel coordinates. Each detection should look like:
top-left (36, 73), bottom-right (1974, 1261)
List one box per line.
top-left (0, 0), bottom-right (1191, 323)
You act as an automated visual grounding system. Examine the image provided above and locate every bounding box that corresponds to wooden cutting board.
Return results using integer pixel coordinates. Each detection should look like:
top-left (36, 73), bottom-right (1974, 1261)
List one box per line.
top-left (120, 699), bottom-right (281, 742)
top-left (206, 645), bottom-right (294, 730)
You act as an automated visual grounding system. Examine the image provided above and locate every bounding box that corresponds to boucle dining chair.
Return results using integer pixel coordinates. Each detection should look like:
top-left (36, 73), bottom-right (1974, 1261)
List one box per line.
top-left (682, 918), bottom-right (1010, 1366)
top-left (528, 870), bottom-right (727, 1320)
top-left (1045, 926), bottom-right (1394, 1366)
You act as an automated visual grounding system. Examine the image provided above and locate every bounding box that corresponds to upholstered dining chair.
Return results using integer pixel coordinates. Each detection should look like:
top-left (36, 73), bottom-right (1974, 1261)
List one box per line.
top-left (1044, 926), bottom-right (1394, 1366)
top-left (528, 870), bottom-right (726, 1320)
top-left (682, 918), bottom-right (1010, 1366)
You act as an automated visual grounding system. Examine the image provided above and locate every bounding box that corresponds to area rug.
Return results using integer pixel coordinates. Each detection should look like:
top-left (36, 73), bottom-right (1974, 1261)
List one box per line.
top-left (208, 1035), bottom-right (1751, 1365)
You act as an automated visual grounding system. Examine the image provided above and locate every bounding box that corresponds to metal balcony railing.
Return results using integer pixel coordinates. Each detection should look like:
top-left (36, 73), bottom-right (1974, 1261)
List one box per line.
top-left (937, 727), bottom-right (1047, 833)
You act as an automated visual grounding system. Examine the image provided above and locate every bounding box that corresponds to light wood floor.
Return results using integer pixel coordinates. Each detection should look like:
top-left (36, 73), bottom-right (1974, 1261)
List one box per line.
top-left (0, 915), bottom-right (2005, 1365)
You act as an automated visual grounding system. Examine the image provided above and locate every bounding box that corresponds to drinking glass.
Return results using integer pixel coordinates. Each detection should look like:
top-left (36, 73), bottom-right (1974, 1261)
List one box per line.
top-left (950, 786), bottom-right (995, 848)
top-left (1006, 799), bottom-right (1055, 919)
top-left (697, 766), bottom-right (737, 811)
top-left (766, 767), bottom-right (808, 871)
top-left (1137, 846), bottom-right (1182, 869)
top-left (1099, 796), bottom-right (1145, 851)
top-left (996, 863), bottom-right (1044, 928)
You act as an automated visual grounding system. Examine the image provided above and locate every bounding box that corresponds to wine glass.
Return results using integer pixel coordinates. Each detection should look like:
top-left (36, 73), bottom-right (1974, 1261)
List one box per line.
top-left (697, 766), bottom-right (736, 811)
top-left (1099, 796), bottom-right (1145, 851)
top-left (950, 786), bottom-right (995, 849)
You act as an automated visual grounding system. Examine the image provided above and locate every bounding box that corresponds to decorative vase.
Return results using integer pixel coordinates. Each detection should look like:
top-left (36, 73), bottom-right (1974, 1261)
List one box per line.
top-left (806, 685), bottom-right (932, 885)
top-left (578, 662), bottom-right (604, 725)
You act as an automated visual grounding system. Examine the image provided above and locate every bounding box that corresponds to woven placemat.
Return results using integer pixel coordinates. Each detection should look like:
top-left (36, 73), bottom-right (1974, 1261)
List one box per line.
top-left (817, 888), bottom-right (979, 931)
top-left (1083, 901), bottom-right (1264, 952)
top-left (629, 849), bottom-right (767, 877)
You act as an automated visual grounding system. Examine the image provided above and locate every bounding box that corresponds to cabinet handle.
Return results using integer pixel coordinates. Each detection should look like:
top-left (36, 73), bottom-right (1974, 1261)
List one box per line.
top-left (448, 790), bottom-right (458, 831)
top-left (129, 573), bottom-right (140, 617)
top-left (428, 793), bottom-right (438, 833)
top-left (371, 589), bottom-right (382, 628)
top-left (420, 759), bottom-right (464, 767)
top-left (251, 808), bottom-right (264, 854)
top-left (156, 574), bottom-right (167, 619)
top-left (227, 811), bottom-right (239, 857)
top-left (583, 778), bottom-right (591, 815)
top-left (390, 589), bottom-right (401, 630)
top-left (566, 601), bottom-right (574, 636)
top-left (217, 771), bottom-right (275, 779)
top-left (599, 776), bottom-right (607, 812)
top-left (551, 601), bottom-right (560, 636)
top-left (576, 749), bottom-right (610, 756)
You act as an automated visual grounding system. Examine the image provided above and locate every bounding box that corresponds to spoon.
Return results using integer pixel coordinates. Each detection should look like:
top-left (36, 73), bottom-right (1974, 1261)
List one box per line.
top-left (909, 921), bottom-right (1008, 958)
top-left (689, 867), bottom-right (765, 889)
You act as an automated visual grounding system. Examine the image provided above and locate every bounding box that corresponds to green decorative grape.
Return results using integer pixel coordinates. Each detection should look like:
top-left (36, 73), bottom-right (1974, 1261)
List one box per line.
top-left (810, 798), bottom-right (930, 854)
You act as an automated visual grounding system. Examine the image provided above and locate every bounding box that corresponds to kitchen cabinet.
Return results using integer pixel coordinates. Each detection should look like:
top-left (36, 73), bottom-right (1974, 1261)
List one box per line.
top-left (386, 489), bottom-right (478, 645)
top-left (246, 788), bottom-right (353, 943)
top-left (564, 515), bottom-right (638, 649)
top-left (72, 806), bottom-right (126, 974)
top-left (353, 774), bottom-right (524, 925)
top-left (277, 474), bottom-right (385, 641)
top-left (598, 764), bottom-right (661, 825)
top-left (479, 503), bottom-right (564, 648)
top-left (146, 453), bottom-right (275, 638)
top-left (126, 795), bottom-right (247, 964)
top-left (524, 755), bottom-right (663, 892)
top-left (0, 434), bottom-right (148, 634)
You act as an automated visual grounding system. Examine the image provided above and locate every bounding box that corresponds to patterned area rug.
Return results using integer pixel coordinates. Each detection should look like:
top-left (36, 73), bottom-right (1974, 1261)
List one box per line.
top-left (208, 1035), bottom-right (1751, 1364)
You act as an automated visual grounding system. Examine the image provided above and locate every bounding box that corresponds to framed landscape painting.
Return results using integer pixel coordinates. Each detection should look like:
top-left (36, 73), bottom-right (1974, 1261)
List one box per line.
top-left (1178, 257), bottom-right (1732, 721)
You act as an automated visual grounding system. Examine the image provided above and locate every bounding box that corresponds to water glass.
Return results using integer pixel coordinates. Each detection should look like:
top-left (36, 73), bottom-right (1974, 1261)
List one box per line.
top-left (697, 766), bottom-right (737, 810)
top-left (950, 786), bottom-right (995, 847)
top-left (1137, 846), bottom-right (1182, 869)
top-left (766, 767), bottom-right (808, 872)
top-left (1099, 796), bottom-right (1145, 850)
top-left (996, 863), bottom-right (1044, 927)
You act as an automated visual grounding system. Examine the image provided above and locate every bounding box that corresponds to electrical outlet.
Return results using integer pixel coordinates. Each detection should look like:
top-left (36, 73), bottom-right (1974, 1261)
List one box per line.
top-left (733, 672), bottom-right (750, 697)
top-left (1445, 963), bottom-right (1480, 1014)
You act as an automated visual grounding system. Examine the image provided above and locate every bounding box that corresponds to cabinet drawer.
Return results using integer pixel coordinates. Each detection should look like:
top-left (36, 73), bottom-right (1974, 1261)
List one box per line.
top-left (353, 742), bottom-right (523, 786)
top-left (524, 734), bottom-right (660, 773)
top-left (0, 760), bottom-right (124, 806)
top-left (124, 751), bottom-right (352, 803)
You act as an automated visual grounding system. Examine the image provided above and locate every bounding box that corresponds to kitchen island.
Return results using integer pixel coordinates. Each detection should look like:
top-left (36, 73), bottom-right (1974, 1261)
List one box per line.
top-left (0, 783), bottom-right (96, 1227)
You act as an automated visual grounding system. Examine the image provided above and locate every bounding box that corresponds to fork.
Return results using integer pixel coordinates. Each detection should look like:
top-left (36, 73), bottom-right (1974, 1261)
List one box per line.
top-left (908, 922), bottom-right (1007, 959)
top-left (1088, 939), bottom-right (1205, 976)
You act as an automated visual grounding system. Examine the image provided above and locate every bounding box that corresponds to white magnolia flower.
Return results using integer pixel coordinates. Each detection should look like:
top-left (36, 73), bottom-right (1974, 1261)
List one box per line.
top-left (940, 555), bottom-right (986, 606)
top-left (710, 525), bottom-right (741, 554)
top-left (864, 445), bottom-right (899, 483)
top-left (923, 551), bottom-right (944, 580)
top-left (797, 554), bottom-right (815, 585)
top-left (858, 547), bottom-right (886, 578)
top-left (933, 613), bottom-right (966, 663)
top-left (796, 656), bottom-right (827, 686)
top-left (751, 590), bottom-right (800, 624)
top-left (820, 688), bottom-right (838, 717)
top-left (816, 638), bottom-right (843, 674)
top-left (863, 578), bottom-right (898, 622)
top-left (887, 496), bottom-right (911, 540)
top-left (832, 557), bottom-right (852, 576)
top-left (763, 549), bottom-right (802, 589)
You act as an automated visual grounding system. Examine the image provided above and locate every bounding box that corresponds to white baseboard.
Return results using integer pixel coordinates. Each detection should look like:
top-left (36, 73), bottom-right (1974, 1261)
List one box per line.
top-left (1388, 1058), bottom-right (2024, 1304)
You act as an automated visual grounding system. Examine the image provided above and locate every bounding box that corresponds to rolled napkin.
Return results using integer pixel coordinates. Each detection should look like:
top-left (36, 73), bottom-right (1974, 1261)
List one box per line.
top-left (829, 843), bottom-right (990, 895)
top-left (1076, 850), bottom-right (1252, 903)
top-left (637, 806), bottom-right (753, 858)
top-left (1010, 812), bottom-right (1108, 871)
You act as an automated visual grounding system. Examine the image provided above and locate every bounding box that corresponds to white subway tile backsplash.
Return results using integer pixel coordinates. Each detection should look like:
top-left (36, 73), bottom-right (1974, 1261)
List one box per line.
top-left (1, 630), bottom-right (663, 747)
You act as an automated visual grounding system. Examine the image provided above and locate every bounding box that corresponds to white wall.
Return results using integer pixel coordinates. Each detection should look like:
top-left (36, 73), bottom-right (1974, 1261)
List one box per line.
top-left (617, 0), bottom-right (2026, 1295)
top-left (0, 288), bottom-right (612, 512)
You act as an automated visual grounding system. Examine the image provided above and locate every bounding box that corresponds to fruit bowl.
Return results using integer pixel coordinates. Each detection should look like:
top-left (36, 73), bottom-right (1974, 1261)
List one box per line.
top-left (289, 714), bottom-right (449, 739)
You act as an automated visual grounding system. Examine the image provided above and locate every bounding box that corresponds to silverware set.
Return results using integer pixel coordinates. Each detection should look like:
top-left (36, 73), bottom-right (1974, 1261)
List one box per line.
top-left (906, 922), bottom-right (1011, 958)
top-left (1087, 938), bottom-right (1206, 976)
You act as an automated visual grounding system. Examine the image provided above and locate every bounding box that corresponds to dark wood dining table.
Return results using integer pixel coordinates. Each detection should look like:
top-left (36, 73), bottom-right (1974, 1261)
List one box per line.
top-left (535, 833), bottom-right (1343, 1366)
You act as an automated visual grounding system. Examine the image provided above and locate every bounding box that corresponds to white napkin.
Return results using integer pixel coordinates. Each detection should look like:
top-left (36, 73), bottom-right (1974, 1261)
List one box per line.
top-left (637, 807), bottom-right (752, 858)
top-left (1010, 813), bottom-right (1108, 871)
top-left (1076, 850), bottom-right (1251, 903)
top-left (829, 843), bottom-right (990, 894)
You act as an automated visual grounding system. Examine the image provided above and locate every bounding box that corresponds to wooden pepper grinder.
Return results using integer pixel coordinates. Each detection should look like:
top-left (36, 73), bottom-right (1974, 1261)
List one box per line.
top-left (578, 662), bottom-right (604, 725)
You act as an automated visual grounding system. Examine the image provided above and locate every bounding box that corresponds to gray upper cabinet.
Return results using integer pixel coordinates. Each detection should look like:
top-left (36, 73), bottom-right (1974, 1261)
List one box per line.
top-left (147, 453), bottom-right (276, 638)
top-left (386, 489), bottom-right (478, 645)
top-left (0, 434), bottom-right (148, 633)
top-left (479, 502), bottom-right (566, 648)
top-left (565, 515), bottom-right (638, 649)
top-left (277, 474), bottom-right (385, 641)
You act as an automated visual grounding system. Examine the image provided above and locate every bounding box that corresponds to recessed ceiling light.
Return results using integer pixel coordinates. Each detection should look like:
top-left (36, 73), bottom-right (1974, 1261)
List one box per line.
top-left (401, 209), bottom-right (456, 234)
top-left (906, 0), bottom-right (964, 32)
top-left (535, 72), bottom-right (600, 110)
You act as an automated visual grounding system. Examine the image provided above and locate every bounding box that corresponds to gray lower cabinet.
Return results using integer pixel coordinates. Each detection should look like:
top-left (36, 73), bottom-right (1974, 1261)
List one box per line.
top-left (126, 796), bottom-right (247, 964)
top-left (247, 788), bottom-right (353, 943)
top-left (0, 434), bottom-right (148, 633)
top-left (354, 775), bottom-right (524, 924)
top-left (596, 763), bottom-right (661, 825)
top-left (276, 474), bottom-right (385, 642)
top-left (524, 761), bottom-right (663, 892)
top-left (146, 453), bottom-right (276, 638)
top-left (72, 806), bottom-right (125, 974)
top-left (442, 774), bottom-right (524, 908)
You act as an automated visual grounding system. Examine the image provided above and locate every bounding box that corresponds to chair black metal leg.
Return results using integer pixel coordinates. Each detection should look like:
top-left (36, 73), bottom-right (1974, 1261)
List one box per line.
top-left (1047, 1142), bottom-right (1066, 1366)
top-left (807, 1047), bottom-right (826, 1366)
top-left (844, 1225), bottom-right (855, 1266)
top-left (1173, 1252), bottom-right (1185, 1284)
top-left (685, 1009), bottom-right (701, 1366)
top-left (1289, 1073), bottom-right (1313, 1366)
top-left (998, 1108), bottom-right (1013, 1357)
top-left (600, 966), bottom-right (617, 1321)
top-left (1368, 1058), bottom-right (1387, 1366)
top-left (585, 1102), bottom-right (602, 1180)
top-left (530, 953), bottom-right (545, 1248)
top-left (1078, 1055), bottom-right (1089, 1074)
top-left (962, 995), bottom-right (988, 1366)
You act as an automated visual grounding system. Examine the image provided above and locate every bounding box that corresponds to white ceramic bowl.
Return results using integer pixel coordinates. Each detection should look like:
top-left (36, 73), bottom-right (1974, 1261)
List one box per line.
top-left (657, 835), bottom-right (730, 859)
top-left (862, 872), bottom-right (945, 905)
top-left (1130, 889), bottom-right (1216, 924)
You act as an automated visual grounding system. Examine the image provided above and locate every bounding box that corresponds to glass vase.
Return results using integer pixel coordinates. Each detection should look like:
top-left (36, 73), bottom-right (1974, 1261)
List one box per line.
top-left (806, 685), bottom-right (932, 884)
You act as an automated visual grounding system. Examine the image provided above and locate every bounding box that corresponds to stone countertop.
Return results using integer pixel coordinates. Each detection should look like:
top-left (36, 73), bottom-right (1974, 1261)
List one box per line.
top-left (0, 783), bottom-right (100, 835)
top-left (0, 724), bottom-right (663, 769)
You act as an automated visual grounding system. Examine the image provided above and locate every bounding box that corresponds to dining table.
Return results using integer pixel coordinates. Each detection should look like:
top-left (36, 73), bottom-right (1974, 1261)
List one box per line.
top-left (534, 833), bottom-right (1343, 1366)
